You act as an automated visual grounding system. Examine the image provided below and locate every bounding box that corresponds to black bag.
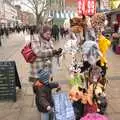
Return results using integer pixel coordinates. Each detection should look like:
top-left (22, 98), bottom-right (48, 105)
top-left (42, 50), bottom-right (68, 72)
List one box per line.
top-left (72, 100), bottom-right (84, 120)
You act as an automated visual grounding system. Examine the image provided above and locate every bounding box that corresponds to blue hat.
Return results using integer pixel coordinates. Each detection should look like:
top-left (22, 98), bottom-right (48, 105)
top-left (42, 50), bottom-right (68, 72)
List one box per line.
top-left (38, 69), bottom-right (50, 85)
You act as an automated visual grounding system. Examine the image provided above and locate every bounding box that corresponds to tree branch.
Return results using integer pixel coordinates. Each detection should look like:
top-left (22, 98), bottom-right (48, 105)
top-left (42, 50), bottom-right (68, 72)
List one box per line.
top-left (26, 0), bottom-right (35, 8)
top-left (21, 0), bottom-right (49, 25)
top-left (21, 2), bottom-right (36, 14)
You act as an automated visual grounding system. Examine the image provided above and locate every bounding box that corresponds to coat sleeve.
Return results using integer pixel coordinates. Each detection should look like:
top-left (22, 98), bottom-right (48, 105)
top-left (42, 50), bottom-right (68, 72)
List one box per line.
top-left (48, 82), bottom-right (59, 89)
top-left (31, 35), bottom-right (54, 58)
top-left (38, 90), bottom-right (51, 111)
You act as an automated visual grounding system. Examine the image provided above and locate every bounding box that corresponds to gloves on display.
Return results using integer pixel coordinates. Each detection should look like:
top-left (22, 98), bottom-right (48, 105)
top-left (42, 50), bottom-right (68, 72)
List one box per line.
top-left (57, 48), bottom-right (63, 55)
top-left (56, 85), bottom-right (61, 92)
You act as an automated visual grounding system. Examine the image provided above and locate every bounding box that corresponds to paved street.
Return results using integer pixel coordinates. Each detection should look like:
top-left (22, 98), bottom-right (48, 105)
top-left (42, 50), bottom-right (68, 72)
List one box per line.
top-left (0, 33), bottom-right (120, 120)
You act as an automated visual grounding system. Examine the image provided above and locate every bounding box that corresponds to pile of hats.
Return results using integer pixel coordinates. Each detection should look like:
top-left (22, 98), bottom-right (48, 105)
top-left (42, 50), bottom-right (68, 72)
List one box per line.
top-left (91, 13), bottom-right (105, 31)
top-left (70, 17), bottom-right (86, 33)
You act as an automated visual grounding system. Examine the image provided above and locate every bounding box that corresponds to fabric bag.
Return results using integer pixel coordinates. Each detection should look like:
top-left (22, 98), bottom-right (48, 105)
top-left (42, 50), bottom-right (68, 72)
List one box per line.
top-left (21, 42), bottom-right (37, 63)
top-left (84, 103), bottom-right (98, 116)
top-left (53, 92), bottom-right (75, 120)
top-left (81, 113), bottom-right (109, 120)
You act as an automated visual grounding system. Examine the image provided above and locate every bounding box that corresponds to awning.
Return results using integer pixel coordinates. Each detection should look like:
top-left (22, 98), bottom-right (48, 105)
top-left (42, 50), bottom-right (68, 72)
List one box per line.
top-left (105, 8), bottom-right (120, 15)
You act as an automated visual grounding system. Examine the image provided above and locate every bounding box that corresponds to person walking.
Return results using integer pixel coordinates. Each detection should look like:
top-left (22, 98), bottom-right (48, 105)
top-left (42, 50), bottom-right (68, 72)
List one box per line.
top-left (52, 24), bottom-right (60, 41)
top-left (0, 28), bottom-right (2, 46)
top-left (29, 25), bottom-right (62, 82)
top-left (4, 27), bottom-right (9, 38)
top-left (60, 25), bottom-right (64, 38)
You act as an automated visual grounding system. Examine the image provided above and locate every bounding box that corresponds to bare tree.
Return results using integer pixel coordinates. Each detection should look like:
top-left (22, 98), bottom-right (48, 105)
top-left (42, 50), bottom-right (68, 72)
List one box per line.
top-left (21, 0), bottom-right (49, 26)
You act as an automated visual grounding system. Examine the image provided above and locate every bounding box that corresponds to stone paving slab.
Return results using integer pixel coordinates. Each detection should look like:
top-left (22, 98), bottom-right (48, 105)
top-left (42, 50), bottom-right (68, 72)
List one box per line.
top-left (18, 107), bottom-right (40, 120)
top-left (107, 49), bottom-right (120, 77)
top-left (0, 109), bottom-right (20, 120)
top-left (0, 33), bottom-right (120, 120)
top-left (108, 114), bottom-right (120, 120)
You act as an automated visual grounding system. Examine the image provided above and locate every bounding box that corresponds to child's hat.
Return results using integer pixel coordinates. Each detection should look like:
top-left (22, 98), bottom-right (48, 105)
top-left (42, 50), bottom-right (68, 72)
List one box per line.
top-left (38, 69), bottom-right (50, 85)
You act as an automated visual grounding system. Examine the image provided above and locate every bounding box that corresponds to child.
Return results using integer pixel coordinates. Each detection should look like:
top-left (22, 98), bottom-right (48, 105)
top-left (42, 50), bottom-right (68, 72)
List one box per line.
top-left (33, 69), bottom-right (60, 120)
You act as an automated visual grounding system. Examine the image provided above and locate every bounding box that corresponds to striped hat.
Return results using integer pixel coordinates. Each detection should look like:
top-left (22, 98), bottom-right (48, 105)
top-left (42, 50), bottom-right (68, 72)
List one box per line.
top-left (38, 69), bottom-right (50, 85)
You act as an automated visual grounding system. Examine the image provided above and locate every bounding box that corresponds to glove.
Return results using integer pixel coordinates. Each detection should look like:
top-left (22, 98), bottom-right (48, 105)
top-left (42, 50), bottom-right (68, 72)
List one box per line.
top-left (53, 50), bottom-right (58, 55)
top-left (57, 48), bottom-right (63, 55)
top-left (53, 48), bottom-right (63, 55)
top-left (58, 48), bottom-right (63, 53)
top-left (56, 86), bottom-right (61, 92)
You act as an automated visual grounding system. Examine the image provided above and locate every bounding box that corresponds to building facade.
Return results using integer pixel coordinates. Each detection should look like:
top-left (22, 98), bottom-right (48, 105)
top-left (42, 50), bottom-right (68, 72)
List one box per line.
top-left (15, 5), bottom-right (22, 25)
top-left (21, 11), bottom-right (35, 25)
top-left (0, 0), bottom-right (18, 27)
top-left (15, 5), bottom-right (35, 26)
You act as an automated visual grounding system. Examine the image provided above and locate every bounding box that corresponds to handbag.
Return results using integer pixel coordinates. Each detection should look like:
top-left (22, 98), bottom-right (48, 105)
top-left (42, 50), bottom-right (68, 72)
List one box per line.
top-left (21, 42), bottom-right (37, 63)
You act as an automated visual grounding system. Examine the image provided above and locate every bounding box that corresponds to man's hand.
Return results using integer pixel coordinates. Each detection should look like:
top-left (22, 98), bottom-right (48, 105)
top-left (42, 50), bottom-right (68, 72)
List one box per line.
top-left (57, 48), bottom-right (63, 55)
top-left (53, 49), bottom-right (58, 55)
top-left (47, 106), bottom-right (51, 111)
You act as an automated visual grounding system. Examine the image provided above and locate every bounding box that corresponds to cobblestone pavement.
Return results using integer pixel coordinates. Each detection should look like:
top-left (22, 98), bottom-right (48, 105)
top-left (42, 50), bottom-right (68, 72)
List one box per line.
top-left (0, 33), bottom-right (120, 120)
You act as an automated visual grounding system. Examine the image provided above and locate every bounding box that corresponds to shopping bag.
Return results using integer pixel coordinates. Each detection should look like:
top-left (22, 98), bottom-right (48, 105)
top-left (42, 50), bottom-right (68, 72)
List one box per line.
top-left (53, 92), bottom-right (75, 120)
top-left (21, 42), bottom-right (37, 63)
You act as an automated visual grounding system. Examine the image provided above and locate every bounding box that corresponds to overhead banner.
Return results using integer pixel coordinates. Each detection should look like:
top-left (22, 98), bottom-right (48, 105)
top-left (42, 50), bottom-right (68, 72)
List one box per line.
top-left (77, 0), bottom-right (96, 16)
top-left (77, 0), bottom-right (83, 15)
top-left (86, 0), bottom-right (96, 16)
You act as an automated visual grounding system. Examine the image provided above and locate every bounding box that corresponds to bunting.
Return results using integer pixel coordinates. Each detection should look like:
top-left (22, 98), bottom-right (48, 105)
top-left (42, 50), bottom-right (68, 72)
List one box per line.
top-left (77, 0), bottom-right (96, 16)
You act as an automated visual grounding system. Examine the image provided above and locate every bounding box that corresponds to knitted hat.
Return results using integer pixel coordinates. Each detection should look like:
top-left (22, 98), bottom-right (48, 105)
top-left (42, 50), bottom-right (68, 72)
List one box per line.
top-left (38, 69), bottom-right (50, 85)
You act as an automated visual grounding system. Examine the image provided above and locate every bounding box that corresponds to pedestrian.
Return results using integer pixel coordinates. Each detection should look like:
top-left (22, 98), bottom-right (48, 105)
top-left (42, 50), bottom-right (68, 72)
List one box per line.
top-left (4, 27), bottom-right (9, 38)
top-left (29, 26), bottom-right (34, 40)
top-left (60, 25), bottom-right (64, 38)
top-left (52, 24), bottom-right (60, 41)
top-left (29, 25), bottom-right (62, 82)
top-left (22, 26), bottom-right (25, 33)
top-left (113, 21), bottom-right (119, 33)
top-left (16, 26), bottom-right (21, 33)
top-left (33, 69), bottom-right (60, 119)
